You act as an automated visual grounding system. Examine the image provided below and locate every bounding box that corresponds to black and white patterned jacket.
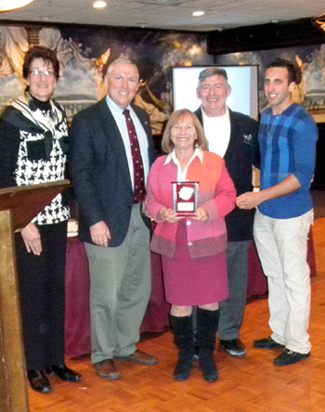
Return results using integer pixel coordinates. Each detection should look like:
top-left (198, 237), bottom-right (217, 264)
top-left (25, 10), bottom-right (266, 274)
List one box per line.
top-left (0, 93), bottom-right (70, 225)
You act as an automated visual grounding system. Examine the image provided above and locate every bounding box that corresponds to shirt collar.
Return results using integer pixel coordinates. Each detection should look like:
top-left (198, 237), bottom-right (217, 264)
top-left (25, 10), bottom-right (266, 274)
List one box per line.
top-left (202, 105), bottom-right (230, 122)
top-left (164, 147), bottom-right (204, 165)
top-left (105, 95), bottom-right (130, 114)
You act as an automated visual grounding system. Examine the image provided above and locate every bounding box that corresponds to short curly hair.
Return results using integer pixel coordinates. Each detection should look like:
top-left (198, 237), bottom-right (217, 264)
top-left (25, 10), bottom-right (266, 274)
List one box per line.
top-left (22, 46), bottom-right (60, 81)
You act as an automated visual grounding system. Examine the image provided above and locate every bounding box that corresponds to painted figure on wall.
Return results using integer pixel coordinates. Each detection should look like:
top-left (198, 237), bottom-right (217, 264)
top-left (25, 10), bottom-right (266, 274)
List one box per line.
top-left (0, 25), bottom-right (211, 135)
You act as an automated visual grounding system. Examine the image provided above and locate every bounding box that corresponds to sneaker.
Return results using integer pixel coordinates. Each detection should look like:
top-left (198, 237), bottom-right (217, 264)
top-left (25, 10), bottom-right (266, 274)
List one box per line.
top-left (253, 336), bottom-right (285, 350)
top-left (273, 349), bottom-right (310, 366)
top-left (219, 339), bottom-right (246, 358)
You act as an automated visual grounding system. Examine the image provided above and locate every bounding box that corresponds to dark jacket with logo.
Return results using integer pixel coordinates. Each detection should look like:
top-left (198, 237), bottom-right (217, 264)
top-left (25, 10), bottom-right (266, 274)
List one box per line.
top-left (194, 107), bottom-right (259, 241)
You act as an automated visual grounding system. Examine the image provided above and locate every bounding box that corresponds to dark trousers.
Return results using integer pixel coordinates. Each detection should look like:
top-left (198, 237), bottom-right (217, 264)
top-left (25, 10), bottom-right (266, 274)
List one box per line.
top-left (218, 240), bottom-right (251, 340)
top-left (15, 221), bottom-right (68, 370)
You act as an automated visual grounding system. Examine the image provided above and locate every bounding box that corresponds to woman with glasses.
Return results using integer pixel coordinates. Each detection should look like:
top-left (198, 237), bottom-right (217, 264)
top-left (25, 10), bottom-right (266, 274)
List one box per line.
top-left (0, 46), bottom-right (81, 394)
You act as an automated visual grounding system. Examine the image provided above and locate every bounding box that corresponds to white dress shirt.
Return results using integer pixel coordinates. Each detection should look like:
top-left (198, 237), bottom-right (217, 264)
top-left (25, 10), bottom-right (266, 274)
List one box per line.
top-left (106, 96), bottom-right (150, 186)
top-left (164, 148), bottom-right (203, 180)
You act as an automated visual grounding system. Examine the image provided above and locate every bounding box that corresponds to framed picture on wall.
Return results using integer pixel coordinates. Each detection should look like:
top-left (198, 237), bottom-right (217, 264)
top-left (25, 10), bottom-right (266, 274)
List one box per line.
top-left (172, 65), bottom-right (259, 121)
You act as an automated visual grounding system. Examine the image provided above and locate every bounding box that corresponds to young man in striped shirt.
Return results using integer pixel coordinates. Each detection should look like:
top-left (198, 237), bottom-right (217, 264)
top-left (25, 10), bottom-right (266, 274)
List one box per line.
top-left (236, 58), bottom-right (318, 366)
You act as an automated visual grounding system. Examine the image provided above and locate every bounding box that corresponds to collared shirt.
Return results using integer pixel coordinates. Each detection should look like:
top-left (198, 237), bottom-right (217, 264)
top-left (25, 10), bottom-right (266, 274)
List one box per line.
top-left (164, 148), bottom-right (203, 181)
top-left (106, 96), bottom-right (149, 185)
top-left (202, 106), bottom-right (230, 158)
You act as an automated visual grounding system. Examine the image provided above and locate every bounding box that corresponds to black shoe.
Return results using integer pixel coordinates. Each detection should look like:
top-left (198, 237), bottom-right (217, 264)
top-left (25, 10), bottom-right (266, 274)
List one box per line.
top-left (219, 339), bottom-right (246, 358)
top-left (193, 346), bottom-right (199, 361)
top-left (174, 350), bottom-right (193, 382)
top-left (45, 365), bottom-right (82, 382)
top-left (27, 369), bottom-right (51, 394)
top-left (199, 355), bottom-right (218, 383)
top-left (273, 349), bottom-right (310, 366)
top-left (253, 336), bottom-right (285, 350)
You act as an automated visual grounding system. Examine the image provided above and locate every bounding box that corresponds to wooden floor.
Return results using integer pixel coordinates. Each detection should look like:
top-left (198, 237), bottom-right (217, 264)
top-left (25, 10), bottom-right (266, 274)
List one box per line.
top-left (29, 218), bottom-right (325, 412)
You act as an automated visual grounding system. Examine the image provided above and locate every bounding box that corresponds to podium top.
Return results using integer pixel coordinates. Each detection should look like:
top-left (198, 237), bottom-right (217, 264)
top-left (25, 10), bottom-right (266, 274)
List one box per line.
top-left (0, 180), bottom-right (70, 230)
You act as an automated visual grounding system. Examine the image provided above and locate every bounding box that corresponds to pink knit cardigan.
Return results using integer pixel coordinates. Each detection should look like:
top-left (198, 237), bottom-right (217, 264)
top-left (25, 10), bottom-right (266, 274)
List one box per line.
top-left (145, 151), bottom-right (236, 259)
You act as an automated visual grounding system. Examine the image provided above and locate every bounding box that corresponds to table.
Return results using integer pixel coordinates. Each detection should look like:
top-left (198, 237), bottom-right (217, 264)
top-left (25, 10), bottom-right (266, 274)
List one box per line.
top-left (65, 236), bottom-right (316, 357)
top-left (65, 237), bottom-right (91, 357)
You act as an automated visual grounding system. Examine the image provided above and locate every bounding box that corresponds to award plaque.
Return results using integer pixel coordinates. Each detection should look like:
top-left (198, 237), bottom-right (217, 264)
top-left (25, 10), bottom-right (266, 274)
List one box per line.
top-left (172, 181), bottom-right (199, 216)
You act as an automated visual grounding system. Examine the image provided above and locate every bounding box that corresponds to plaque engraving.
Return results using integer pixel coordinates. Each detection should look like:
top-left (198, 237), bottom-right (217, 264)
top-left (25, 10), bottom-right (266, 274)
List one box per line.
top-left (172, 181), bottom-right (199, 216)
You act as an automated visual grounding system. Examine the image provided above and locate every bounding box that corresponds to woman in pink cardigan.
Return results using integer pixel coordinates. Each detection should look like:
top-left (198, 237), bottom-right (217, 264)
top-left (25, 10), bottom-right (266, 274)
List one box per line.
top-left (145, 109), bottom-right (236, 383)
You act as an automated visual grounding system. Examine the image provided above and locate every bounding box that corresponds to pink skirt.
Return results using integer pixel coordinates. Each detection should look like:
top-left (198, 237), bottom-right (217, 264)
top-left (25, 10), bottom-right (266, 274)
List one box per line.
top-left (161, 220), bottom-right (228, 306)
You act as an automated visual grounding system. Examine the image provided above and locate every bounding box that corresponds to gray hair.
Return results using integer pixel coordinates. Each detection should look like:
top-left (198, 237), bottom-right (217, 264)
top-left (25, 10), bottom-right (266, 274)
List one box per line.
top-left (197, 67), bottom-right (230, 94)
top-left (105, 57), bottom-right (139, 79)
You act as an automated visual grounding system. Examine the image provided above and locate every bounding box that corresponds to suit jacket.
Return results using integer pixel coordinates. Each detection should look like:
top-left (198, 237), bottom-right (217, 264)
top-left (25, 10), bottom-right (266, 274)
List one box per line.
top-left (194, 107), bottom-right (259, 242)
top-left (70, 98), bottom-right (155, 246)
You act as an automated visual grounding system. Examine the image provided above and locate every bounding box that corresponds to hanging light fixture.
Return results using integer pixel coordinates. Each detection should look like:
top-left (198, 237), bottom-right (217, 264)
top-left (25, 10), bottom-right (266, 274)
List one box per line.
top-left (314, 13), bottom-right (325, 32)
top-left (0, 0), bottom-right (36, 12)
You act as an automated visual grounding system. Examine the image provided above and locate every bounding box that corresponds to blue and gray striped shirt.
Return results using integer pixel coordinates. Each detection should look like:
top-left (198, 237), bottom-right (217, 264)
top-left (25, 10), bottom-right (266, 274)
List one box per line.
top-left (258, 103), bottom-right (318, 219)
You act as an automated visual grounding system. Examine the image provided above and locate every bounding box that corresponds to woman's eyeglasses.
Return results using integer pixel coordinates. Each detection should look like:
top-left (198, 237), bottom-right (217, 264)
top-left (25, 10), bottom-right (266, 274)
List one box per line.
top-left (29, 68), bottom-right (55, 77)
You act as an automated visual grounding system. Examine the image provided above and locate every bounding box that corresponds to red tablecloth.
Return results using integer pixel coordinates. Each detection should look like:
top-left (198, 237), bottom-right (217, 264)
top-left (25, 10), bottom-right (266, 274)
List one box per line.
top-left (65, 235), bottom-right (316, 357)
top-left (65, 237), bottom-right (91, 357)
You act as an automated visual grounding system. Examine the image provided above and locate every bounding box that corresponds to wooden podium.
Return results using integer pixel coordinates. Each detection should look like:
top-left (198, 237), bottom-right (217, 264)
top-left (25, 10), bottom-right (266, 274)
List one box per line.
top-left (0, 180), bottom-right (70, 412)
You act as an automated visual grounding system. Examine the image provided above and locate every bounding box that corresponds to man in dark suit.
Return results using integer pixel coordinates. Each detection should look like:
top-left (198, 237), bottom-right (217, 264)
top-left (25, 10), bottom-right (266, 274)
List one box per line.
top-left (70, 57), bottom-right (157, 380)
top-left (194, 67), bottom-right (259, 357)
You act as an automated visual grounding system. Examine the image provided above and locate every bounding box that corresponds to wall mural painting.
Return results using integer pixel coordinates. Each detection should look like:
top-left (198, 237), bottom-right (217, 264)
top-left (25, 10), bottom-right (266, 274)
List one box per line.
top-left (2, 24), bottom-right (325, 125)
top-left (214, 43), bottom-right (325, 123)
top-left (0, 25), bottom-right (212, 135)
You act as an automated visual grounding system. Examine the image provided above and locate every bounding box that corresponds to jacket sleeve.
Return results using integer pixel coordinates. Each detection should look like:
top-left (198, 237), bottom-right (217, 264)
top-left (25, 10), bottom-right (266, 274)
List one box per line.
top-left (145, 159), bottom-right (168, 223)
top-left (69, 112), bottom-right (106, 228)
top-left (202, 165), bottom-right (237, 222)
top-left (251, 119), bottom-right (260, 169)
top-left (0, 118), bottom-right (20, 188)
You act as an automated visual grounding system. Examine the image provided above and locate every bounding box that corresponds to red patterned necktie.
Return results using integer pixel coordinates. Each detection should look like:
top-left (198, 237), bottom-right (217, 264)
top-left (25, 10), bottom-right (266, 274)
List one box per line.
top-left (123, 109), bottom-right (146, 203)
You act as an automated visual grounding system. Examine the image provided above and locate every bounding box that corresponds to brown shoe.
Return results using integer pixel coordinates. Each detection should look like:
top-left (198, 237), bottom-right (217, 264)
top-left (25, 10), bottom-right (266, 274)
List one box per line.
top-left (114, 349), bottom-right (158, 366)
top-left (94, 359), bottom-right (120, 380)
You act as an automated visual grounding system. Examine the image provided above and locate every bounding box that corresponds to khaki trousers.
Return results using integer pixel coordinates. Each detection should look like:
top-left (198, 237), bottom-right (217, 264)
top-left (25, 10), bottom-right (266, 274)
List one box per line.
top-left (85, 204), bottom-right (151, 364)
top-left (254, 208), bottom-right (313, 354)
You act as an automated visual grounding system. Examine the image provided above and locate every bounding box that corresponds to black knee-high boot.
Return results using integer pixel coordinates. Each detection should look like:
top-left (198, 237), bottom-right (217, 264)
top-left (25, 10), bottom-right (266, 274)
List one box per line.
top-left (169, 314), bottom-right (194, 381)
top-left (196, 308), bottom-right (219, 383)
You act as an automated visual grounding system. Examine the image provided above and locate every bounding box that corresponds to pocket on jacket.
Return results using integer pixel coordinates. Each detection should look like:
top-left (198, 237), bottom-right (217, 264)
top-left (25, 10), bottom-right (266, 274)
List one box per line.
top-left (26, 139), bottom-right (46, 161)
